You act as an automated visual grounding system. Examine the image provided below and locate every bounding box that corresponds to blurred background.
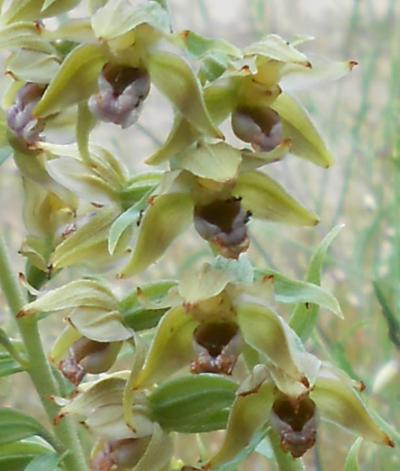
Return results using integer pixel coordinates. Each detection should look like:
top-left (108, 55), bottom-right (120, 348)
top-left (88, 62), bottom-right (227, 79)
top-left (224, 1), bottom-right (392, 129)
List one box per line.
top-left (1, 0), bottom-right (399, 469)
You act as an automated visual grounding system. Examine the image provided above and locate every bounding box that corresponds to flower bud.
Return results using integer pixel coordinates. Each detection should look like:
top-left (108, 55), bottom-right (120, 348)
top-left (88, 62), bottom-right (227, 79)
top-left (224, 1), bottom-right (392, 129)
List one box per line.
top-left (90, 438), bottom-right (151, 471)
top-left (59, 337), bottom-right (121, 385)
top-left (231, 106), bottom-right (283, 152)
top-left (193, 197), bottom-right (251, 259)
top-left (191, 321), bottom-right (243, 375)
top-left (7, 83), bottom-right (45, 146)
top-left (89, 63), bottom-right (150, 128)
top-left (270, 394), bottom-right (318, 458)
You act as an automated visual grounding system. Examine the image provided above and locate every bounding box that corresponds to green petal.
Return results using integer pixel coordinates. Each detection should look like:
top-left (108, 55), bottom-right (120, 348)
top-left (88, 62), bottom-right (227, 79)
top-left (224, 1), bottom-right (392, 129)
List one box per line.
top-left (178, 262), bottom-right (233, 305)
top-left (271, 93), bottom-right (334, 168)
top-left (181, 30), bottom-right (241, 60)
top-left (18, 278), bottom-right (117, 318)
top-left (42, 19), bottom-right (95, 43)
top-left (120, 192), bottom-right (193, 277)
top-left (33, 43), bottom-right (107, 117)
top-left (233, 170), bottom-right (319, 226)
top-left (174, 142), bottom-right (242, 182)
top-left (209, 379), bottom-right (274, 468)
top-left (289, 225), bottom-right (344, 340)
top-left (149, 374), bottom-right (237, 433)
top-left (244, 34), bottom-right (310, 66)
top-left (237, 303), bottom-right (313, 393)
top-left (312, 365), bottom-right (394, 447)
top-left (133, 306), bottom-right (197, 388)
top-left (91, 0), bottom-right (169, 39)
top-left (68, 307), bottom-right (132, 342)
top-left (146, 51), bottom-right (222, 138)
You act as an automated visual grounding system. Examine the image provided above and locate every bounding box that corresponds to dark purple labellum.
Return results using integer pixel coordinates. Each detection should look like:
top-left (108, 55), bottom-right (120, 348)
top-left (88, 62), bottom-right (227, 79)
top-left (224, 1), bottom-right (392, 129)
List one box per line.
top-left (59, 337), bottom-right (117, 385)
top-left (270, 395), bottom-right (318, 458)
top-left (191, 321), bottom-right (243, 375)
top-left (7, 83), bottom-right (45, 146)
top-left (193, 198), bottom-right (251, 259)
top-left (89, 63), bottom-right (150, 128)
top-left (231, 106), bottom-right (283, 152)
top-left (90, 438), bottom-right (151, 471)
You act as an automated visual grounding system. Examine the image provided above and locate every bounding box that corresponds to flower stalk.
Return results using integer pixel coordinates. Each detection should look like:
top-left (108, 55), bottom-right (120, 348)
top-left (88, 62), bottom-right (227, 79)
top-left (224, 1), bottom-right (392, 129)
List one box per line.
top-left (0, 235), bottom-right (87, 471)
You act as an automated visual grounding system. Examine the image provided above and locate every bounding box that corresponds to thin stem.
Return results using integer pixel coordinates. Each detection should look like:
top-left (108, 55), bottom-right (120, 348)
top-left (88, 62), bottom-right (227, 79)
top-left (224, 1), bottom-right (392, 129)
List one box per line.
top-left (269, 430), bottom-right (306, 471)
top-left (0, 235), bottom-right (87, 471)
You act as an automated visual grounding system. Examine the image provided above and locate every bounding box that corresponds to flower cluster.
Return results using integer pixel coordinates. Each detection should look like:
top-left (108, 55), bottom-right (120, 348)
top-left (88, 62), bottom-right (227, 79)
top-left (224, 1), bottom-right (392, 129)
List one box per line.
top-left (0, 1), bottom-right (393, 471)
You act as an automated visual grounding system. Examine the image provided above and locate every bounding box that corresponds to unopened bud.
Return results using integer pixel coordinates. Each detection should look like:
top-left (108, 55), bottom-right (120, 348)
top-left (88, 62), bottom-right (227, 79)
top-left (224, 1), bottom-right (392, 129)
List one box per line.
top-left (59, 337), bottom-right (121, 385)
top-left (89, 63), bottom-right (150, 128)
top-left (231, 106), bottom-right (283, 152)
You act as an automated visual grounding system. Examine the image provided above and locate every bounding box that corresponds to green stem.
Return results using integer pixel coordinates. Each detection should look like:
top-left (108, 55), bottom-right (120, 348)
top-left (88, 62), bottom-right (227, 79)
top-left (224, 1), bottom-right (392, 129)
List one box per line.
top-left (269, 430), bottom-right (306, 471)
top-left (0, 236), bottom-right (87, 471)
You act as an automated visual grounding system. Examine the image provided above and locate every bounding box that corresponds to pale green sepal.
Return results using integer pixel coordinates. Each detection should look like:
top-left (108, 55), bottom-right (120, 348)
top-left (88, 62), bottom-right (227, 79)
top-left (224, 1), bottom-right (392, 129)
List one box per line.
top-left (3, 0), bottom-right (80, 24)
top-left (312, 365), bottom-right (394, 447)
top-left (120, 192), bottom-right (193, 277)
top-left (134, 424), bottom-right (173, 471)
top-left (6, 50), bottom-right (60, 84)
top-left (0, 22), bottom-right (55, 53)
top-left (233, 170), bottom-right (319, 226)
top-left (133, 306), bottom-right (197, 388)
top-left (271, 93), bottom-right (334, 168)
top-left (209, 366), bottom-right (274, 468)
top-left (280, 59), bottom-right (358, 92)
top-left (146, 51), bottom-right (222, 138)
top-left (237, 303), bottom-right (312, 391)
top-left (33, 43), bottom-right (107, 117)
top-left (18, 278), bottom-right (117, 318)
top-left (145, 117), bottom-right (199, 165)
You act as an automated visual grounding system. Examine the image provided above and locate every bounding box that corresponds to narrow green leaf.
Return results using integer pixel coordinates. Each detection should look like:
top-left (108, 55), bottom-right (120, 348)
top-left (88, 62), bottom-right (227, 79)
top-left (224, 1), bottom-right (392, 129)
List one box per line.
top-left (0, 354), bottom-right (24, 377)
top-left (120, 192), bottom-right (194, 277)
top-left (254, 269), bottom-right (342, 317)
top-left (108, 189), bottom-right (152, 255)
top-left (33, 43), bottom-right (106, 117)
top-left (289, 224), bottom-right (344, 340)
top-left (0, 409), bottom-right (56, 448)
top-left (25, 452), bottom-right (62, 471)
top-left (344, 438), bottom-right (363, 471)
top-left (0, 440), bottom-right (52, 471)
top-left (233, 171), bottom-right (319, 226)
top-left (149, 374), bottom-right (237, 433)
